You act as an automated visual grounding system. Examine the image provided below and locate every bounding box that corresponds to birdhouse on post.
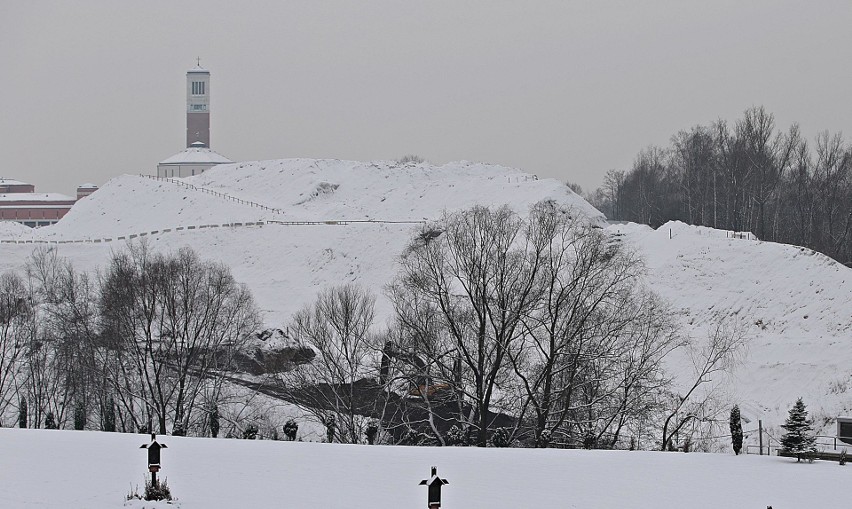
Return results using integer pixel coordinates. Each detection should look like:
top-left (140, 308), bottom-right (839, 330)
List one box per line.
top-left (419, 466), bottom-right (449, 508)
top-left (140, 433), bottom-right (167, 486)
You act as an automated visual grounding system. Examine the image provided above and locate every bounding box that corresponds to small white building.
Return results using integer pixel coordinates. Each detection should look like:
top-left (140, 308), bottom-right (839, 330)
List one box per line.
top-left (157, 141), bottom-right (233, 178)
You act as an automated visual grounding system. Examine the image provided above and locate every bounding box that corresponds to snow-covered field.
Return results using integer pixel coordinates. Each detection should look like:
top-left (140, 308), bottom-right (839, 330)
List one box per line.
top-left (1, 157), bottom-right (851, 434)
top-left (0, 427), bottom-right (846, 509)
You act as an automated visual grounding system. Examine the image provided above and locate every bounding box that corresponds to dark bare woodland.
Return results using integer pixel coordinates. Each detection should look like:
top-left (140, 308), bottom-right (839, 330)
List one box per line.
top-left (590, 106), bottom-right (852, 266)
top-left (0, 244), bottom-right (261, 435)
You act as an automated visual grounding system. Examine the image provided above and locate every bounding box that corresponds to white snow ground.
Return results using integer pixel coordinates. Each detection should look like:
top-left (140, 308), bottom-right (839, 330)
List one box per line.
top-left (0, 427), bottom-right (847, 509)
top-left (0, 158), bottom-right (850, 434)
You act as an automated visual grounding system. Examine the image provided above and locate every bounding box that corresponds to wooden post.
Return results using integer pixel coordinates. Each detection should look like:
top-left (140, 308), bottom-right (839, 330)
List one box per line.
top-left (420, 466), bottom-right (449, 508)
top-left (759, 419), bottom-right (763, 455)
top-left (141, 433), bottom-right (167, 487)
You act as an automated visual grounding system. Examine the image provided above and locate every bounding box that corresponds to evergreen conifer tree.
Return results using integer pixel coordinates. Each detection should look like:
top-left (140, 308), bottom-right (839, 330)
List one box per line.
top-left (18, 399), bottom-right (27, 428)
top-left (44, 412), bottom-right (57, 429)
top-left (209, 404), bottom-right (220, 438)
top-left (729, 405), bottom-right (743, 455)
top-left (242, 423), bottom-right (259, 440)
top-left (537, 429), bottom-right (552, 449)
top-left (365, 419), bottom-right (379, 445)
top-left (282, 419), bottom-right (298, 441)
top-left (103, 397), bottom-right (116, 432)
top-left (325, 414), bottom-right (335, 443)
top-left (780, 397), bottom-right (817, 462)
top-left (491, 427), bottom-right (511, 448)
top-left (74, 401), bottom-right (87, 431)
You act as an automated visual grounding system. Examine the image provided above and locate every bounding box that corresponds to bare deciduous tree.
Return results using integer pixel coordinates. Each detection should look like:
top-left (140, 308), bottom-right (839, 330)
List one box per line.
top-left (278, 284), bottom-right (381, 444)
top-left (660, 320), bottom-right (746, 450)
top-left (391, 205), bottom-right (546, 447)
top-left (0, 272), bottom-right (30, 422)
top-left (100, 242), bottom-right (260, 434)
top-left (506, 205), bottom-right (681, 448)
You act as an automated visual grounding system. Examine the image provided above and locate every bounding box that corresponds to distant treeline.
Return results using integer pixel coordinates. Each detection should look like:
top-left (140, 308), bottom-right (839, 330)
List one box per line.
top-left (588, 107), bottom-right (852, 266)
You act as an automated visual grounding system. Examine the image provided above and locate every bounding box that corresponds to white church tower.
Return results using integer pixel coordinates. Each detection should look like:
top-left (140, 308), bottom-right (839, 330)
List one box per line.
top-left (186, 60), bottom-right (211, 147)
top-left (157, 61), bottom-right (232, 178)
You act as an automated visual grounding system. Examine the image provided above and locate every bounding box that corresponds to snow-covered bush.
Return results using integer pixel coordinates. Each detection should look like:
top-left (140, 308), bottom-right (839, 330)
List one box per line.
top-left (445, 425), bottom-right (467, 446)
top-left (44, 412), bottom-right (57, 430)
top-left (399, 427), bottom-right (427, 446)
top-left (283, 419), bottom-right (298, 441)
top-left (242, 423), bottom-right (259, 440)
top-left (536, 429), bottom-right (552, 449)
top-left (365, 420), bottom-right (379, 445)
top-left (127, 478), bottom-right (173, 502)
top-left (491, 427), bottom-right (511, 448)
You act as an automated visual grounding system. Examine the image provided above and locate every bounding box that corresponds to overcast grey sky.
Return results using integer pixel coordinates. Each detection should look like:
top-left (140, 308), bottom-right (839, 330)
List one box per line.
top-left (2, 1), bottom-right (851, 196)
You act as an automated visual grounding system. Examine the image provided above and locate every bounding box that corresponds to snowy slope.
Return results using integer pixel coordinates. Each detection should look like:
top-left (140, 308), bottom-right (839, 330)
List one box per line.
top-left (0, 428), bottom-right (846, 509)
top-left (0, 222), bottom-right (411, 320)
top-left (25, 175), bottom-right (269, 240)
top-left (0, 220), bottom-right (31, 237)
top-left (185, 158), bottom-right (604, 222)
top-left (609, 220), bottom-right (852, 427)
top-left (3, 159), bottom-right (601, 242)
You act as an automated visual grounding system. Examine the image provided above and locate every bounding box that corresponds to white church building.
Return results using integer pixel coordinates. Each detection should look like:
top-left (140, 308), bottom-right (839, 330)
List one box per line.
top-left (157, 63), bottom-right (233, 178)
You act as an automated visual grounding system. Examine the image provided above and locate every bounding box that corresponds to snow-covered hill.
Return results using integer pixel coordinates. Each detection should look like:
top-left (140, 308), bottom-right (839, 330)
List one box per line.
top-left (0, 428), bottom-right (845, 508)
top-left (12, 159), bottom-right (602, 241)
top-left (0, 159), bottom-right (600, 320)
top-left (0, 158), bottom-right (850, 433)
top-left (609, 220), bottom-right (852, 427)
top-left (186, 158), bottom-right (604, 223)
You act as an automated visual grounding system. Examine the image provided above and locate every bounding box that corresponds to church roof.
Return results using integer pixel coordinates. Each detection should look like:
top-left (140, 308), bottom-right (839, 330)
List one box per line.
top-left (158, 146), bottom-right (233, 165)
top-left (187, 64), bottom-right (209, 74)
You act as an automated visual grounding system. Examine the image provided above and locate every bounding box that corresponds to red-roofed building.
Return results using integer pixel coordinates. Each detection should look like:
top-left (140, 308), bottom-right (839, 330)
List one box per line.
top-left (0, 178), bottom-right (35, 194)
top-left (0, 178), bottom-right (97, 228)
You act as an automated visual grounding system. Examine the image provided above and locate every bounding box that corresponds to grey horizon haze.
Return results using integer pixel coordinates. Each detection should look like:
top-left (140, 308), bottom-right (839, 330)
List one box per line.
top-left (1, 1), bottom-right (850, 197)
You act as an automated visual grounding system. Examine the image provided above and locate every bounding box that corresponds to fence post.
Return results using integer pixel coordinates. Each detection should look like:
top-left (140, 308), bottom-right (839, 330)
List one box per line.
top-left (759, 419), bottom-right (763, 455)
